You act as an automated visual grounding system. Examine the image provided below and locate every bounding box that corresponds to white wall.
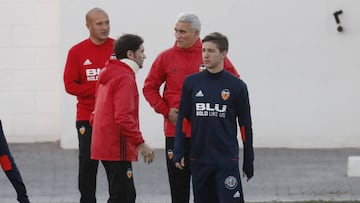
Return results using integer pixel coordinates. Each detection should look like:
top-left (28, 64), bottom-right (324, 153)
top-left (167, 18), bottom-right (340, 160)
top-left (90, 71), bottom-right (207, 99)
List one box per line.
top-left (1, 0), bottom-right (360, 148)
top-left (0, 0), bottom-right (60, 142)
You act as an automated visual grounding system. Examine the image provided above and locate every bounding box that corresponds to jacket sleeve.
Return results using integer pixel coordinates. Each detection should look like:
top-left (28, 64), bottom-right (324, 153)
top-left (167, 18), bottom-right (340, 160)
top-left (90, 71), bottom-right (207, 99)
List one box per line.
top-left (237, 82), bottom-right (254, 175)
top-left (63, 49), bottom-right (94, 98)
top-left (113, 76), bottom-right (144, 146)
top-left (174, 78), bottom-right (192, 163)
top-left (142, 55), bottom-right (170, 118)
top-left (224, 57), bottom-right (240, 78)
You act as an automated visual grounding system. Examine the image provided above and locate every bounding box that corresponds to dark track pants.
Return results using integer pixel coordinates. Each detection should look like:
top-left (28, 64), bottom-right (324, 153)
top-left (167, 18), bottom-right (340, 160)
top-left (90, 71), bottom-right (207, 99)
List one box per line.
top-left (191, 163), bottom-right (244, 203)
top-left (102, 161), bottom-right (136, 203)
top-left (76, 121), bottom-right (99, 203)
top-left (166, 137), bottom-right (191, 203)
top-left (0, 120), bottom-right (30, 203)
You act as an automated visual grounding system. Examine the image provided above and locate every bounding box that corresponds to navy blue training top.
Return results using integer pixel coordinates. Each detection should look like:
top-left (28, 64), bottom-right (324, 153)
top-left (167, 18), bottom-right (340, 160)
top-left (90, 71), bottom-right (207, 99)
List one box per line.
top-left (174, 69), bottom-right (254, 166)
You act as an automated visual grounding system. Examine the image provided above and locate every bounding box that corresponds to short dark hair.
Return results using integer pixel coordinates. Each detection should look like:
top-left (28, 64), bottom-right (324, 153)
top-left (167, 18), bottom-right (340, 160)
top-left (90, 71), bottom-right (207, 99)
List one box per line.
top-left (201, 32), bottom-right (228, 53)
top-left (114, 34), bottom-right (144, 59)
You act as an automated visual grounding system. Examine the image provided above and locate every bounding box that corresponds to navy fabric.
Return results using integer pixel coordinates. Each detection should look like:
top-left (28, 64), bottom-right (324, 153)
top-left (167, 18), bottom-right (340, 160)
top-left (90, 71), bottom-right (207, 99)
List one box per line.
top-left (0, 120), bottom-right (30, 203)
top-left (174, 69), bottom-right (254, 202)
top-left (191, 163), bottom-right (244, 203)
top-left (174, 70), bottom-right (253, 166)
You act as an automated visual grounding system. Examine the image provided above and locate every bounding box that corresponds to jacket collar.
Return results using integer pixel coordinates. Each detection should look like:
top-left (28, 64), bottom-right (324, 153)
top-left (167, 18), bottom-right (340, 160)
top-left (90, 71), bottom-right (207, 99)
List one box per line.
top-left (120, 58), bottom-right (140, 74)
top-left (173, 38), bottom-right (202, 53)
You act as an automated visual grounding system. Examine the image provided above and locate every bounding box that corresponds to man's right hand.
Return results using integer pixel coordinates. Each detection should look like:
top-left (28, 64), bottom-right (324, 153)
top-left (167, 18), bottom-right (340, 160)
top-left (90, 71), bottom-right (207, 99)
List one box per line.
top-left (138, 143), bottom-right (154, 164)
top-left (168, 107), bottom-right (179, 125)
top-left (174, 157), bottom-right (185, 170)
top-left (243, 161), bottom-right (254, 181)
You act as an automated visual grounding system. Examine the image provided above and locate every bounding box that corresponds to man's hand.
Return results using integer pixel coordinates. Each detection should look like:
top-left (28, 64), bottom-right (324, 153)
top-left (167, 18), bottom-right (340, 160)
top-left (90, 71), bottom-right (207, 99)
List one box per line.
top-left (174, 157), bottom-right (185, 170)
top-left (243, 162), bottom-right (254, 181)
top-left (168, 108), bottom-right (179, 125)
top-left (138, 143), bottom-right (154, 164)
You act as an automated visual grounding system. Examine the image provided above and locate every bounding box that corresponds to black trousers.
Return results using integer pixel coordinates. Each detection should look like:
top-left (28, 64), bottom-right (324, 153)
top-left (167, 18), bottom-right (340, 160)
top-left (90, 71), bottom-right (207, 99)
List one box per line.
top-left (166, 137), bottom-right (191, 203)
top-left (76, 121), bottom-right (99, 203)
top-left (0, 120), bottom-right (30, 203)
top-left (102, 161), bottom-right (136, 203)
top-left (191, 163), bottom-right (244, 203)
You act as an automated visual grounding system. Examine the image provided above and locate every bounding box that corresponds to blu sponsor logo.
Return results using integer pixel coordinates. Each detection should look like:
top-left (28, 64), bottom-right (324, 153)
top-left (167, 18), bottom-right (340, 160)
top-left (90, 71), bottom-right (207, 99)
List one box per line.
top-left (195, 103), bottom-right (227, 118)
top-left (86, 68), bottom-right (101, 81)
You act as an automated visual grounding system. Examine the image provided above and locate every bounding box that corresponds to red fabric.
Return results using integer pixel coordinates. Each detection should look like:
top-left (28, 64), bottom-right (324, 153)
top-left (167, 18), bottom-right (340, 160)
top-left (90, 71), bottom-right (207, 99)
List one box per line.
top-left (143, 39), bottom-right (239, 137)
top-left (91, 60), bottom-right (144, 161)
top-left (89, 112), bottom-right (94, 126)
top-left (240, 126), bottom-right (246, 142)
top-left (63, 38), bottom-right (115, 121)
top-left (0, 155), bottom-right (12, 171)
top-left (181, 118), bottom-right (191, 135)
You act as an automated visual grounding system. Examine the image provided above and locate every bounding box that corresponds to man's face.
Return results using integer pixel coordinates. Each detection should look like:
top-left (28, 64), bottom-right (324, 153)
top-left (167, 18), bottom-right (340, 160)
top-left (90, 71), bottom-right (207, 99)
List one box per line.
top-left (132, 44), bottom-right (146, 68)
top-left (87, 12), bottom-right (110, 44)
top-left (202, 41), bottom-right (226, 70)
top-left (174, 22), bottom-right (199, 49)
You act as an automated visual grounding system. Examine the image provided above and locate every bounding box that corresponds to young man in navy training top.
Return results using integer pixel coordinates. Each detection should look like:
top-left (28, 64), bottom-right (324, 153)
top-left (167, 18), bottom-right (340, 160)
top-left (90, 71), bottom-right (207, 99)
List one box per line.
top-left (174, 32), bottom-right (254, 203)
top-left (0, 120), bottom-right (30, 203)
top-left (143, 12), bottom-right (239, 203)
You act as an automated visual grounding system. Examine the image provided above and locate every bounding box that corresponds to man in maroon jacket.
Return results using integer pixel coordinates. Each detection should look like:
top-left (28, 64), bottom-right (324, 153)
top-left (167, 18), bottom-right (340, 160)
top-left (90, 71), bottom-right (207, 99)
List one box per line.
top-left (143, 12), bottom-right (239, 203)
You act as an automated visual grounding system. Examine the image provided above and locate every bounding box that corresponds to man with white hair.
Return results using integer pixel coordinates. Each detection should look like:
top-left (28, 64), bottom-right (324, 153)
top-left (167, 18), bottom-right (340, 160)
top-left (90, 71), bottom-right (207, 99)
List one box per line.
top-left (143, 12), bottom-right (239, 203)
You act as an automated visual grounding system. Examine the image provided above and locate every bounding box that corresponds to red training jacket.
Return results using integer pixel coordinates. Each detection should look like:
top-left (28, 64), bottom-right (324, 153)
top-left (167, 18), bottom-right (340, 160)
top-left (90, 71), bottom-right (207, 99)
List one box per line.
top-left (63, 38), bottom-right (115, 121)
top-left (143, 38), bottom-right (239, 137)
top-left (91, 60), bottom-right (144, 161)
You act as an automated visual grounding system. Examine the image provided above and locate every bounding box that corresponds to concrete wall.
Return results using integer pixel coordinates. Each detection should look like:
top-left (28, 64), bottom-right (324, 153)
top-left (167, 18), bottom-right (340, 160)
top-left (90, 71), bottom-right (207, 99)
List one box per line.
top-left (0, 0), bottom-right (60, 142)
top-left (1, 0), bottom-right (360, 149)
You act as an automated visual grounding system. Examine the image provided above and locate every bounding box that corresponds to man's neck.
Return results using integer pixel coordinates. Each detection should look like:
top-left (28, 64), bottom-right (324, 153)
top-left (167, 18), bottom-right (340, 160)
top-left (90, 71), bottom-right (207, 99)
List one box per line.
top-left (207, 66), bottom-right (224, 74)
top-left (90, 37), bottom-right (107, 45)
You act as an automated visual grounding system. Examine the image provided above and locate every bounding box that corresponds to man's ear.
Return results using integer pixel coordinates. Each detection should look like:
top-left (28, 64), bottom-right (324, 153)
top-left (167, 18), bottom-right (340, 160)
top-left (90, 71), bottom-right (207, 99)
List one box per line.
top-left (194, 30), bottom-right (200, 38)
top-left (127, 50), bottom-right (134, 59)
top-left (221, 50), bottom-right (228, 59)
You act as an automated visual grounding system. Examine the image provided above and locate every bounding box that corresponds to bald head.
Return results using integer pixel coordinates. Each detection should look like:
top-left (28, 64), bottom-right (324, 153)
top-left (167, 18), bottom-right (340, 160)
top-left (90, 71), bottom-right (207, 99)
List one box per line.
top-left (85, 7), bottom-right (110, 45)
top-left (86, 7), bottom-right (108, 24)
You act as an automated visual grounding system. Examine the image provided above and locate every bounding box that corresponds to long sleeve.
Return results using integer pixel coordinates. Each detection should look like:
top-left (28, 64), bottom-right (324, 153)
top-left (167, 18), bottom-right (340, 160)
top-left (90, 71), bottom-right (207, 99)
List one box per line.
top-left (142, 56), bottom-right (170, 118)
top-left (173, 78), bottom-right (192, 163)
top-left (63, 49), bottom-right (95, 98)
top-left (237, 83), bottom-right (254, 172)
